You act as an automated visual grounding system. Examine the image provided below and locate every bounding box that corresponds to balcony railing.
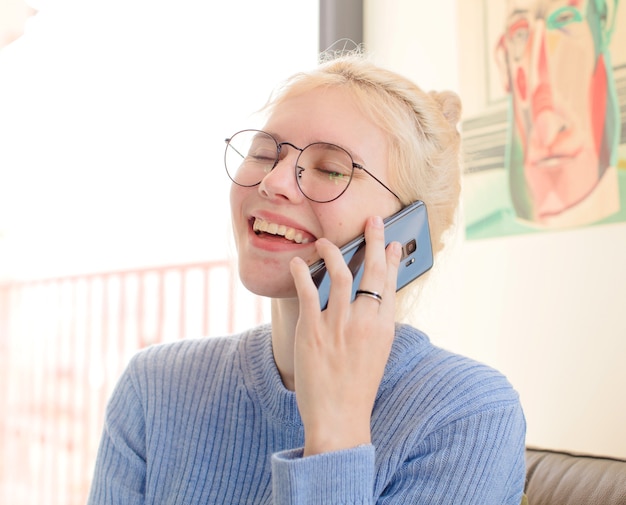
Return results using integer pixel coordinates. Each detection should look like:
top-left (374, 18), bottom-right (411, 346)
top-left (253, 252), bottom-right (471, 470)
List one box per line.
top-left (0, 259), bottom-right (268, 505)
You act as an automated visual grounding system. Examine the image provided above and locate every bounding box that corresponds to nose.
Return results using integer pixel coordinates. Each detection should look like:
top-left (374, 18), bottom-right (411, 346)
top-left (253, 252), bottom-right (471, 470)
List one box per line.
top-left (528, 21), bottom-right (554, 115)
top-left (527, 21), bottom-right (568, 146)
top-left (531, 109), bottom-right (569, 153)
top-left (257, 145), bottom-right (304, 202)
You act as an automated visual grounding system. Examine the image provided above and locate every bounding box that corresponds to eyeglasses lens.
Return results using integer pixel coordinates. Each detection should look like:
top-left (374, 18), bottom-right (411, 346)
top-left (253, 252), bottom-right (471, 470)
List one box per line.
top-left (296, 143), bottom-right (353, 202)
top-left (225, 130), bottom-right (355, 202)
top-left (225, 130), bottom-right (277, 187)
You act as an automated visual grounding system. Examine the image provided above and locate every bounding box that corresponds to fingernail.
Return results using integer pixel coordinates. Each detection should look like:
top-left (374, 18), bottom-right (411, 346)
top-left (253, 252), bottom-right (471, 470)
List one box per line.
top-left (372, 216), bottom-right (383, 228)
top-left (391, 241), bottom-right (402, 257)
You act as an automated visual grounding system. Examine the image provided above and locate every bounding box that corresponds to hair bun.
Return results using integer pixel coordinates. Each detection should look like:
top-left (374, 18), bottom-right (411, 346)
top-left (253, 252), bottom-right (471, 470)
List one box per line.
top-left (429, 90), bottom-right (462, 128)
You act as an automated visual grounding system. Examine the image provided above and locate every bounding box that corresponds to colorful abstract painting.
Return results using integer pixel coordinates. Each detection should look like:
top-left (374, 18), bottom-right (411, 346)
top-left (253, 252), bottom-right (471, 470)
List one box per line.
top-left (461, 0), bottom-right (626, 239)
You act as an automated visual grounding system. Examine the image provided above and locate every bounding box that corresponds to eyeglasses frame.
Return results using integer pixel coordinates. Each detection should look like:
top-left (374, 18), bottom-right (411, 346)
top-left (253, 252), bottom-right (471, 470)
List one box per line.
top-left (224, 129), bottom-right (401, 203)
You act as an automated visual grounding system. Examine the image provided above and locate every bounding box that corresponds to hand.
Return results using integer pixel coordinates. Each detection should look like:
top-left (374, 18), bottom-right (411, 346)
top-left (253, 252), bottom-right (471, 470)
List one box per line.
top-left (289, 216), bottom-right (402, 456)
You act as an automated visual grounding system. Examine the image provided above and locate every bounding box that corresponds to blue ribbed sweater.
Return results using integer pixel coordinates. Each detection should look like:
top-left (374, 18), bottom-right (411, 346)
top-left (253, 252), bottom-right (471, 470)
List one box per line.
top-left (87, 323), bottom-right (526, 504)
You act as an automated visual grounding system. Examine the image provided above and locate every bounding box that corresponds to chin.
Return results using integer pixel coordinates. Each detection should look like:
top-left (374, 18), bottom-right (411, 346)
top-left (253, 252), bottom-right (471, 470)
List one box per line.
top-left (238, 266), bottom-right (297, 299)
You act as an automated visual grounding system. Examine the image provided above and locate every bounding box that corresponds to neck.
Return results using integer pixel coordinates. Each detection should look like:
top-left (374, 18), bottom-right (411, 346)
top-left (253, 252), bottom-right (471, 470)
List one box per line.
top-left (270, 297), bottom-right (300, 391)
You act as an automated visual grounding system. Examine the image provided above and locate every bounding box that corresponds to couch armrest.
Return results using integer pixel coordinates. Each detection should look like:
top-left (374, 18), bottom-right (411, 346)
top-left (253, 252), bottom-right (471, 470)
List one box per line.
top-left (525, 447), bottom-right (626, 505)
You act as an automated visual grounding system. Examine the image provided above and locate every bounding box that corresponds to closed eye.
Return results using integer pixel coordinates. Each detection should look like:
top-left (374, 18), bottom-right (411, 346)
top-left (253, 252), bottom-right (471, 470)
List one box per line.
top-left (547, 6), bottom-right (583, 30)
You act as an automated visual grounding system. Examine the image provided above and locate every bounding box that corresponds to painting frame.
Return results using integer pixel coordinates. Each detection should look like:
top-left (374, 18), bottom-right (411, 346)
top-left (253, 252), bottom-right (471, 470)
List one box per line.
top-left (459, 0), bottom-right (626, 240)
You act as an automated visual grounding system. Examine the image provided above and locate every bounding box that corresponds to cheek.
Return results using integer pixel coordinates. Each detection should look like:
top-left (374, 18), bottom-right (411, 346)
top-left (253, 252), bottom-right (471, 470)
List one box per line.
top-left (590, 55), bottom-right (607, 155)
top-left (516, 66), bottom-right (527, 101)
top-left (315, 205), bottom-right (357, 244)
top-left (229, 186), bottom-right (247, 232)
top-left (229, 186), bottom-right (238, 221)
top-left (315, 197), bottom-right (399, 246)
top-left (512, 66), bottom-right (529, 146)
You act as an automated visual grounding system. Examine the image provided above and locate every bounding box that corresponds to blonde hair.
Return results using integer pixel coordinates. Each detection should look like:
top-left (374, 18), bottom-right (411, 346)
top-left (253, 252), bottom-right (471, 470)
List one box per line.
top-left (265, 53), bottom-right (463, 318)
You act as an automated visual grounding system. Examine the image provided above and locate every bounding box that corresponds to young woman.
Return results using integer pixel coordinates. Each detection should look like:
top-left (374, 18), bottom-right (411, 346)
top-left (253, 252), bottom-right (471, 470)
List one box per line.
top-left (88, 53), bottom-right (526, 504)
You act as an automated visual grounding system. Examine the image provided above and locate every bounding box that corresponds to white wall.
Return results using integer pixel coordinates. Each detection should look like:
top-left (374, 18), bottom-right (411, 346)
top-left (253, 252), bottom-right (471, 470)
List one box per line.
top-left (365, 0), bottom-right (626, 459)
top-left (0, 0), bottom-right (319, 282)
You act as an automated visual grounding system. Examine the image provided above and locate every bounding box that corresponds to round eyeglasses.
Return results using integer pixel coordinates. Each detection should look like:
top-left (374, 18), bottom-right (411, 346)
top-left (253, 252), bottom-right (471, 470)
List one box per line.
top-left (224, 129), bottom-right (401, 203)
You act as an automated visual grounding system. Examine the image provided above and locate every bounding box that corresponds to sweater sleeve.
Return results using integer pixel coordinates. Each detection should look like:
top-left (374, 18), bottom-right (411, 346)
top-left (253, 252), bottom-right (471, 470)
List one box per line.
top-left (271, 445), bottom-right (375, 505)
top-left (87, 361), bottom-right (147, 505)
top-left (271, 400), bottom-right (526, 505)
top-left (378, 402), bottom-right (527, 505)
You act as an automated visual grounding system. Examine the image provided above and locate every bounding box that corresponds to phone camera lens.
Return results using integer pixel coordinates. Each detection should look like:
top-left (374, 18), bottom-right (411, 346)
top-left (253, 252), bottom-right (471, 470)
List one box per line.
top-left (404, 239), bottom-right (417, 256)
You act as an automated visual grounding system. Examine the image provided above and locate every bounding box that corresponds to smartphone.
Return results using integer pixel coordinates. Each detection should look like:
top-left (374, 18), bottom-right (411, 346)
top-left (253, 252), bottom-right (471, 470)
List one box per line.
top-left (309, 200), bottom-right (433, 310)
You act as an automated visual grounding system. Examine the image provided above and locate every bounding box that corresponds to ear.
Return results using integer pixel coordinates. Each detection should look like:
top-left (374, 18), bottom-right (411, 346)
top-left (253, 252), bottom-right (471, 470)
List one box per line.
top-left (494, 35), bottom-right (511, 93)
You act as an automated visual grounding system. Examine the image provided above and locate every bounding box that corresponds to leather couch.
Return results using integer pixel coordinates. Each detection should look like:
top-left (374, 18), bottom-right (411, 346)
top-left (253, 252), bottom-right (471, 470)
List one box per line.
top-left (525, 447), bottom-right (626, 505)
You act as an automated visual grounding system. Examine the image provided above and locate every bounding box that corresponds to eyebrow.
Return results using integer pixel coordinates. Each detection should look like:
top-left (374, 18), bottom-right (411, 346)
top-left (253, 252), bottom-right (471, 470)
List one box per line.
top-left (509, 7), bottom-right (529, 17)
top-left (321, 142), bottom-right (355, 158)
top-left (262, 130), bottom-right (285, 143)
top-left (264, 130), bottom-right (366, 164)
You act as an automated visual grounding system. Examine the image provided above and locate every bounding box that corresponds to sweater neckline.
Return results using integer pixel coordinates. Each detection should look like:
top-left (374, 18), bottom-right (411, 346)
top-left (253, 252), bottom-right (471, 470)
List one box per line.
top-left (239, 323), bottom-right (431, 426)
top-left (241, 324), bottom-right (303, 427)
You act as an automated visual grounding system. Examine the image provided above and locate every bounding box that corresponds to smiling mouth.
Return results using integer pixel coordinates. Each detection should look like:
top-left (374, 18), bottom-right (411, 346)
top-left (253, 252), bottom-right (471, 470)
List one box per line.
top-left (252, 217), bottom-right (312, 244)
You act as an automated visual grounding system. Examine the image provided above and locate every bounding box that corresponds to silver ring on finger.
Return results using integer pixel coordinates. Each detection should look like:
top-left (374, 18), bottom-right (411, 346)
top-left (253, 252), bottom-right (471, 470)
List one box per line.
top-left (355, 289), bottom-right (383, 304)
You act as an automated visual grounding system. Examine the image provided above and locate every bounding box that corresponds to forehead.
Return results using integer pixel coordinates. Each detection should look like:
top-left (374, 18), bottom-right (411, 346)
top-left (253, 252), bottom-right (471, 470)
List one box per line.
top-left (264, 86), bottom-right (390, 169)
top-left (265, 87), bottom-right (384, 144)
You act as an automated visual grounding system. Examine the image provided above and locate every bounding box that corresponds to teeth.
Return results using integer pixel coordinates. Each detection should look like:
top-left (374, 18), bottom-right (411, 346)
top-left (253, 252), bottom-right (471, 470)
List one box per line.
top-left (253, 218), bottom-right (310, 244)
